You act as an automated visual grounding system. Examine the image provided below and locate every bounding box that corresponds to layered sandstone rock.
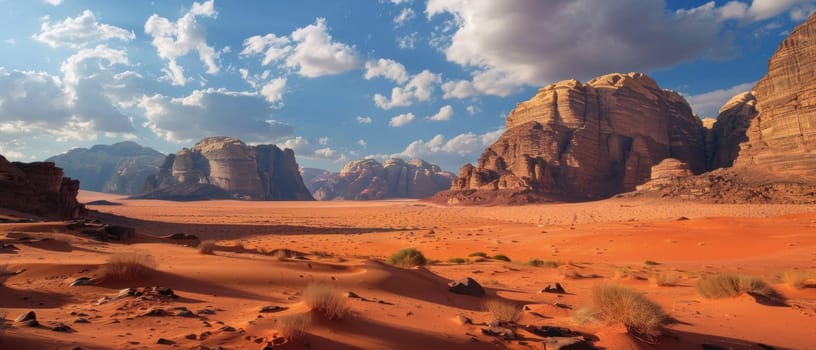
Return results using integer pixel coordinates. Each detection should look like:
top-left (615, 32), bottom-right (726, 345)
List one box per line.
top-left (311, 158), bottom-right (455, 200)
top-left (706, 92), bottom-right (757, 170)
top-left (733, 13), bottom-right (816, 181)
top-left (138, 137), bottom-right (313, 201)
top-left (46, 142), bottom-right (165, 195)
top-left (445, 72), bottom-right (706, 202)
top-left (635, 158), bottom-right (693, 191)
top-left (0, 155), bottom-right (84, 219)
top-left (300, 168), bottom-right (334, 194)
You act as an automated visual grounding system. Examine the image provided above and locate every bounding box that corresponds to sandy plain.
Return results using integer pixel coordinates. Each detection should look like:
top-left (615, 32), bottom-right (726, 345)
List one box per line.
top-left (1, 191), bottom-right (815, 349)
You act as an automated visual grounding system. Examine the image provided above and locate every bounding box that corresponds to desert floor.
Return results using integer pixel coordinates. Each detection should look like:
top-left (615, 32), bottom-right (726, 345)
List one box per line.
top-left (1, 191), bottom-right (815, 349)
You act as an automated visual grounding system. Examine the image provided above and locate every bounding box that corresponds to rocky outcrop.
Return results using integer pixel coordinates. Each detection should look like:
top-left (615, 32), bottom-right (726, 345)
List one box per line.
top-left (46, 142), bottom-right (165, 195)
top-left (300, 168), bottom-right (334, 194)
top-left (311, 158), bottom-right (455, 200)
top-left (137, 137), bottom-right (313, 201)
top-left (439, 72), bottom-right (707, 203)
top-left (0, 155), bottom-right (84, 218)
top-left (733, 13), bottom-right (816, 182)
top-left (635, 158), bottom-right (693, 191)
top-left (706, 92), bottom-right (758, 170)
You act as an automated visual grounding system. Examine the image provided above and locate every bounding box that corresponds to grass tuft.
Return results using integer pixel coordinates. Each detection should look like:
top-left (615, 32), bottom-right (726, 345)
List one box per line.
top-left (527, 259), bottom-right (559, 268)
top-left (276, 313), bottom-right (312, 339)
top-left (98, 252), bottom-right (156, 282)
top-left (386, 248), bottom-right (427, 267)
top-left (447, 257), bottom-right (467, 264)
top-left (648, 272), bottom-right (679, 287)
top-left (197, 240), bottom-right (216, 255)
top-left (696, 274), bottom-right (781, 300)
top-left (780, 270), bottom-right (812, 290)
top-left (483, 298), bottom-right (521, 323)
top-left (492, 254), bottom-right (511, 262)
top-left (644, 260), bottom-right (660, 266)
top-left (302, 283), bottom-right (351, 320)
top-left (575, 284), bottom-right (667, 342)
top-left (468, 252), bottom-right (488, 258)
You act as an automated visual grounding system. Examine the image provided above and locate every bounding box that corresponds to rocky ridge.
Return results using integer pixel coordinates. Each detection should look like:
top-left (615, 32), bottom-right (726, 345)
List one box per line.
top-left (311, 158), bottom-right (455, 200)
top-left (138, 137), bottom-right (313, 201)
top-left (0, 155), bottom-right (85, 219)
top-left (46, 142), bottom-right (165, 195)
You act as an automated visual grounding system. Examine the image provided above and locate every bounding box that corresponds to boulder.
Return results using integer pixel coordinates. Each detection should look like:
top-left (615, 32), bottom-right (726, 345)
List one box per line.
top-left (635, 158), bottom-right (693, 191)
top-left (0, 156), bottom-right (84, 219)
top-left (137, 137), bottom-right (313, 201)
top-left (448, 277), bottom-right (485, 297)
top-left (311, 158), bottom-right (455, 200)
top-left (436, 72), bottom-right (707, 204)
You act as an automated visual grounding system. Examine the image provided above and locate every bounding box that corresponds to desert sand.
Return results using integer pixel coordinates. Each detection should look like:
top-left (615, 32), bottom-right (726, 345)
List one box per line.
top-left (1, 191), bottom-right (815, 349)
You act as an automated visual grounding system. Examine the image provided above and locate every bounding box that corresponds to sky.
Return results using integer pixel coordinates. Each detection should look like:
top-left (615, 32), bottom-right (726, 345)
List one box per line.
top-left (0, 0), bottom-right (814, 172)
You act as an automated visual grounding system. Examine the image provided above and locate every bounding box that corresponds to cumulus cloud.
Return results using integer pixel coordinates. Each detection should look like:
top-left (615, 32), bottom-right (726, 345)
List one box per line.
top-left (466, 105), bottom-right (479, 115)
top-left (260, 77), bottom-right (287, 105)
top-left (356, 116), bottom-right (373, 124)
top-left (426, 105), bottom-right (453, 121)
top-left (425, 0), bottom-right (812, 98)
top-left (240, 18), bottom-right (360, 78)
top-left (278, 136), bottom-right (347, 162)
top-left (388, 112), bottom-right (415, 127)
top-left (357, 139), bottom-right (367, 148)
top-left (139, 88), bottom-right (292, 143)
top-left (394, 8), bottom-right (415, 26)
top-left (33, 10), bottom-right (134, 48)
top-left (144, 0), bottom-right (219, 86)
top-left (45, 0), bottom-right (63, 6)
top-left (380, 127), bottom-right (504, 171)
top-left (364, 58), bottom-right (408, 83)
top-left (374, 69), bottom-right (440, 109)
top-left (397, 32), bottom-right (418, 49)
top-left (683, 81), bottom-right (757, 117)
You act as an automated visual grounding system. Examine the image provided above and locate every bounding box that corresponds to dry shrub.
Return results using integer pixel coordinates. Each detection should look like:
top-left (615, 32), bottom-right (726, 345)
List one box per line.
top-left (649, 272), bottom-right (679, 287)
top-left (696, 274), bottom-right (780, 299)
top-left (576, 284), bottom-right (667, 342)
top-left (448, 257), bottom-right (467, 264)
top-left (197, 240), bottom-right (216, 255)
top-left (527, 259), bottom-right (559, 268)
top-left (483, 299), bottom-right (521, 323)
top-left (276, 313), bottom-right (312, 339)
top-left (781, 270), bottom-right (812, 289)
top-left (468, 252), bottom-right (488, 258)
top-left (98, 252), bottom-right (156, 281)
top-left (386, 248), bottom-right (427, 267)
top-left (302, 283), bottom-right (351, 320)
top-left (492, 254), bottom-right (511, 262)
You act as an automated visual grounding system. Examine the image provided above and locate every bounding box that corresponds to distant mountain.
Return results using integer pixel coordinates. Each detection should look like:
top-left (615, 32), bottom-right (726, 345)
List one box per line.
top-left (311, 158), bottom-right (455, 200)
top-left (47, 141), bottom-right (165, 195)
top-left (300, 167), bottom-right (334, 194)
top-left (137, 136), bottom-right (314, 201)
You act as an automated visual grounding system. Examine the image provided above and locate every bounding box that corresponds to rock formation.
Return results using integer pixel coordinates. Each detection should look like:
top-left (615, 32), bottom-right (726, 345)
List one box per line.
top-left (300, 168), bottom-right (334, 194)
top-left (705, 93), bottom-right (758, 170)
top-left (311, 158), bottom-right (455, 200)
top-left (46, 142), bottom-right (165, 195)
top-left (732, 13), bottom-right (816, 182)
top-left (635, 158), bottom-right (692, 191)
top-left (439, 72), bottom-right (707, 203)
top-left (137, 137), bottom-right (313, 201)
top-left (0, 155), bottom-right (85, 218)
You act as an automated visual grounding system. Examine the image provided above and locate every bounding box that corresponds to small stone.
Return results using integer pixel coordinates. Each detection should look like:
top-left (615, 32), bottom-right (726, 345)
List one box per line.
top-left (454, 314), bottom-right (472, 325)
top-left (156, 338), bottom-right (175, 345)
top-left (185, 333), bottom-right (197, 340)
top-left (197, 308), bottom-right (216, 315)
top-left (74, 318), bottom-right (90, 324)
top-left (540, 282), bottom-right (566, 294)
top-left (220, 325), bottom-right (236, 332)
top-left (259, 305), bottom-right (288, 313)
top-left (69, 277), bottom-right (94, 287)
top-left (15, 311), bottom-right (36, 322)
top-left (141, 308), bottom-right (167, 317)
top-left (176, 309), bottom-right (196, 317)
top-left (20, 319), bottom-right (39, 327)
top-left (51, 322), bottom-right (73, 332)
top-left (117, 288), bottom-right (137, 298)
top-left (448, 277), bottom-right (485, 297)
top-left (345, 291), bottom-right (360, 298)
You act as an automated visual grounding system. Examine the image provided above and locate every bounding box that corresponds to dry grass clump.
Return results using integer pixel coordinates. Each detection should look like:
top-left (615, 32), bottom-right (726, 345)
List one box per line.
top-left (492, 254), bottom-right (511, 262)
top-left (527, 259), bottom-right (559, 268)
top-left (574, 284), bottom-right (667, 342)
top-left (696, 274), bottom-right (780, 299)
top-left (98, 252), bottom-right (157, 281)
top-left (483, 299), bottom-right (521, 323)
top-left (649, 272), bottom-right (680, 287)
top-left (780, 270), bottom-right (813, 289)
top-left (447, 257), bottom-right (467, 264)
top-left (276, 313), bottom-right (312, 339)
top-left (197, 240), bottom-right (216, 255)
top-left (386, 248), bottom-right (427, 267)
top-left (468, 252), bottom-right (488, 258)
top-left (302, 283), bottom-right (351, 320)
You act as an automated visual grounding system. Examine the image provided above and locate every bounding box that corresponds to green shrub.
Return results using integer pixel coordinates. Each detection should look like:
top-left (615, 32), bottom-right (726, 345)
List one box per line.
top-left (386, 248), bottom-right (427, 267)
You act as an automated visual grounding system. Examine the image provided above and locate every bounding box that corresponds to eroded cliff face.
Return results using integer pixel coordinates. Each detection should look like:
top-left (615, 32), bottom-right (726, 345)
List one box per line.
top-left (0, 155), bottom-right (84, 219)
top-left (311, 158), bottom-right (455, 200)
top-left (139, 137), bottom-right (313, 201)
top-left (449, 72), bottom-right (707, 201)
top-left (707, 92), bottom-right (758, 170)
top-left (733, 13), bottom-right (816, 181)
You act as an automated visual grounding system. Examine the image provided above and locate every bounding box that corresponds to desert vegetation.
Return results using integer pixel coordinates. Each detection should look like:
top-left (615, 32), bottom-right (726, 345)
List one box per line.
top-left (780, 269), bottom-right (813, 289)
top-left (492, 254), bottom-right (511, 262)
top-left (386, 248), bottom-right (427, 267)
top-left (527, 258), bottom-right (559, 268)
top-left (696, 274), bottom-right (781, 300)
top-left (98, 252), bottom-right (157, 281)
top-left (197, 240), bottom-right (216, 255)
top-left (302, 283), bottom-right (351, 320)
top-left (483, 298), bottom-right (521, 323)
top-left (574, 284), bottom-right (667, 342)
top-left (276, 313), bottom-right (312, 339)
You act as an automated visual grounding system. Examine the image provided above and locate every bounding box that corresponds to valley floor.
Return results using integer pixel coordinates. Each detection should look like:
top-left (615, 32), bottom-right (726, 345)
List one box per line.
top-left (1, 191), bottom-right (815, 349)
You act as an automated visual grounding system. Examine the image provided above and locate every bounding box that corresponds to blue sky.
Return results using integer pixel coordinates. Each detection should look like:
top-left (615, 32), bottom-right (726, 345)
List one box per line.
top-left (0, 0), bottom-right (814, 172)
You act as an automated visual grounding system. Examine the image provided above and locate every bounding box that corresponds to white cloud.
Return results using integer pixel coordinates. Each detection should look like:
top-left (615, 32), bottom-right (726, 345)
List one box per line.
top-left (389, 112), bottom-right (415, 127)
top-left (381, 127), bottom-right (504, 171)
top-left (425, 0), bottom-right (811, 98)
top-left (318, 136), bottom-right (329, 145)
top-left (33, 10), bottom-right (134, 48)
top-left (44, 0), bottom-right (63, 6)
top-left (278, 136), bottom-right (346, 162)
top-left (441, 79), bottom-right (478, 99)
top-left (374, 69), bottom-right (440, 109)
top-left (357, 139), bottom-right (367, 148)
top-left (394, 8), bottom-right (416, 26)
top-left (683, 81), bottom-right (757, 117)
top-left (239, 33), bottom-right (291, 66)
top-left (4, 39), bottom-right (15, 45)
top-left (260, 77), bottom-right (287, 105)
top-left (356, 116), bottom-right (372, 124)
top-left (389, 0), bottom-right (412, 4)
top-left (397, 32), bottom-right (418, 49)
top-left (144, 0), bottom-right (219, 86)
top-left (286, 18), bottom-right (360, 77)
top-left (139, 88), bottom-right (292, 143)
top-left (364, 58), bottom-right (408, 83)
top-left (466, 105), bottom-right (479, 115)
top-left (426, 105), bottom-right (453, 121)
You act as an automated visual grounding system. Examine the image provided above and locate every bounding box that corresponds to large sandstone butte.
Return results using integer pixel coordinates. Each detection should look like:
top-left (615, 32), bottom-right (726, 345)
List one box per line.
top-left (138, 137), bottom-right (313, 201)
top-left (47, 141), bottom-right (165, 195)
top-left (732, 13), bottom-right (816, 181)
top-left (438, 72), bottom-right (706, 203)
top-left (312, 158), bottom-right (455, 200)
top-left (0, 155), bottom-right (85, 219)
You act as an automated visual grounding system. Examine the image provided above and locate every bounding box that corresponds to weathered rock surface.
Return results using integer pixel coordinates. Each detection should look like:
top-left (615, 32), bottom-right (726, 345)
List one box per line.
top-left (46, 142), bottom-right (165, 195)
top-left (300, 167), bottom-right (334, 194)
top-left (733, 13), bottom-right (816, 181)
top-left (435, 72), bottom-right (707, 204)
top-left (707, 92), bottom-right (758, 170)
top-left (311, 158), bottom-right (455, 200)
top-left (0, 155), bottom-right (85, 219)
top-left (137, 137), bottom-right (313, 201)
top-left (635, 158), bottom-right (693, 191)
